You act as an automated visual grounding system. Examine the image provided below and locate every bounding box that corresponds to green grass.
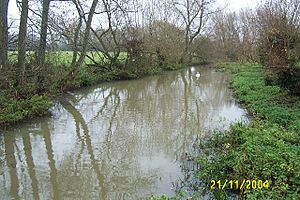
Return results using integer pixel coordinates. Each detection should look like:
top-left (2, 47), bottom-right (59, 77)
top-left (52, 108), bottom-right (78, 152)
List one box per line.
top-left (8, 51), bottom-right (128, 65)
top-left (195, 62), bottom-right (300, 199)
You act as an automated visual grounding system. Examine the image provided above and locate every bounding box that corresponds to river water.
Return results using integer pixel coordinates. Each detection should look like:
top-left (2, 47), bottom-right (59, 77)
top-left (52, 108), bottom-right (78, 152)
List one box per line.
top-left (0, 67), bottom-right (247, 199)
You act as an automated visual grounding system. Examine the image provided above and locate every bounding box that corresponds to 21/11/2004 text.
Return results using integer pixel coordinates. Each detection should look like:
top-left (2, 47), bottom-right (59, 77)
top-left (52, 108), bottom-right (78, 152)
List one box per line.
top-left (211, 180), bottom-right (269, 190)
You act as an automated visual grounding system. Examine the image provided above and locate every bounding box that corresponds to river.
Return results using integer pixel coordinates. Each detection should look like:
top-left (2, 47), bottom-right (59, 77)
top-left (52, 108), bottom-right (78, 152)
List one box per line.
top-left (0, 67), bottom-right (247, 199)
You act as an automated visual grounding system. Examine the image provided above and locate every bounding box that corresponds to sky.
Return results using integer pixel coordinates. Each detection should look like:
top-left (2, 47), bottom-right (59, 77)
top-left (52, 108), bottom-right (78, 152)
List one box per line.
top-left (8, 0), bottom-right (260, 16)
top-left (223, 0), bottom-right (260, 11)
top-left (7, 0), bottom-right (260, 29)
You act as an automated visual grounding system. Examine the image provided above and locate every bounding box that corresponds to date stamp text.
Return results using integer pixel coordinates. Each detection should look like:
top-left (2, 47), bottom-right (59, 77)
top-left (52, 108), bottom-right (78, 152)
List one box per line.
top-left (211, 179), bottom-right (269, 190)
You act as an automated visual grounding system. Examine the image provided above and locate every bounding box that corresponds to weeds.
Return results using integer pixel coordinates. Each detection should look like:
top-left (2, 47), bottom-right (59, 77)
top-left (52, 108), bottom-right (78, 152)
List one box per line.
top-left (197, 63), bottom-right (300, 199)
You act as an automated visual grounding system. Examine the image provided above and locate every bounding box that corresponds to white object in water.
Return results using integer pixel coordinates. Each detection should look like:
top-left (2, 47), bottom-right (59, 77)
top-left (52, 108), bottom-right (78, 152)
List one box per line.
top-left (190, 66), bottom-right (196, 72)
top-left (196, 72), bottom-right (201, 78)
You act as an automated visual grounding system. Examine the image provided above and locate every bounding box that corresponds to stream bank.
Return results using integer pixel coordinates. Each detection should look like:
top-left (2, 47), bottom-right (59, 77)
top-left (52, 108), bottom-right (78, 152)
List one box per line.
top-left (194, 62), bottom-right (300, 199)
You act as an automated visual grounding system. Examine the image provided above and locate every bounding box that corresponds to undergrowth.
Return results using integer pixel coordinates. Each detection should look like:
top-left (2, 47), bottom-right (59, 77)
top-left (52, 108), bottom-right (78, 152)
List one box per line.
top-left (196, 63), bottom-right (300, 199)
top-left (0, 60), bottom-right (184, 127)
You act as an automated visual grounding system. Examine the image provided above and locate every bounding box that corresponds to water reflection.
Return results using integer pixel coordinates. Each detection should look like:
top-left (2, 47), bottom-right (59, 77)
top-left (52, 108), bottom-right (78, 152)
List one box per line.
top-left (4, 133), bottom-right (20, 200)
top-left (0, 67), bottom-right (247, 199)
top-left (22, 131), bottom-right (39, 200)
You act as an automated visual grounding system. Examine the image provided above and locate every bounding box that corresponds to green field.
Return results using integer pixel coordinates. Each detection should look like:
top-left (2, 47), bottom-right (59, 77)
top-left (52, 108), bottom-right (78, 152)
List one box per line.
top-left (7, 51), bottom-right (128, 66)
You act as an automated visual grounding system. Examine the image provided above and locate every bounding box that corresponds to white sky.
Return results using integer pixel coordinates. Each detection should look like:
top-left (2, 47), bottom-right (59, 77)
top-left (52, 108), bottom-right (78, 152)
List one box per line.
top-left (8, 0), bottom-right (260, 30)
top-left (8, 0), bottom-right (261, 16)
top-left (222, 0), bottom-right (260, 11)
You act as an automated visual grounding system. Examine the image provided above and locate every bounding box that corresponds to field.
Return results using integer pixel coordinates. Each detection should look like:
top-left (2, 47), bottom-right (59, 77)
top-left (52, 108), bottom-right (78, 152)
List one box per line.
top-left (7, 51), bottom-right (128, 66)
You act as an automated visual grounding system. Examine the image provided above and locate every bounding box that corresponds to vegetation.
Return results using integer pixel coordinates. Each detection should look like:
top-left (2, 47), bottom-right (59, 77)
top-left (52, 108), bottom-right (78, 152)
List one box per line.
top-left (192, 1), bottom-right (300, 198)
top-left (0, 0), bottom-right (300, 199)
top-left (196, 62), bottom-right (300, 199)
top-left (0, 51), bottom-right (185, 126)
top-left (148, 195), bottom-right (178, 200)
top-left (1, 0), bottom-right (213, 126)
top-left (2, 0), bottom-right (298, 127)
top-left (0, 92), bottom-right (51, 125)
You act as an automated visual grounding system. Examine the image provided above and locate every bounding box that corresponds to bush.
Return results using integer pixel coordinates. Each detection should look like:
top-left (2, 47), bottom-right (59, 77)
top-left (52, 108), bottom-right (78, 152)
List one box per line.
top-left (0, 94), bottom-right (52, 125)
top-left (257, 1), bottom-right (300, 95)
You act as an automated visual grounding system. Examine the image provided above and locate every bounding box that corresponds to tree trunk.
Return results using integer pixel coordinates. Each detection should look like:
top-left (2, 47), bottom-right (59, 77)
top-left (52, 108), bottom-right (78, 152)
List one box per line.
top-left (59, 0), bottom-right (98, 88)
top-left (71, 16), bottom-right (82, 66)
top-left (17, 0), bottom-right (29, 83)
top-left (37, 0), bottom-right (51, 66)
top-left (0, 0), bottom-right (9, 73)
top-left (72, 0), bottom-right (98, 76)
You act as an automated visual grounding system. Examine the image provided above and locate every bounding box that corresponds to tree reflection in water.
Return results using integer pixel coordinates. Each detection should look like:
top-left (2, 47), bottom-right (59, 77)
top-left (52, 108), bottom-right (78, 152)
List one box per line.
top-left (0, 67), bottom-right (247, 199)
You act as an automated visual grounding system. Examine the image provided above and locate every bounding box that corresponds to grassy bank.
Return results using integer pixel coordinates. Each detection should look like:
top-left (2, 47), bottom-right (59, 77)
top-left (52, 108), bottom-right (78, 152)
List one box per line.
top-left (0, 53), bottom-right (185, 127)
top-left (196, 63), bottom-right (300, 199)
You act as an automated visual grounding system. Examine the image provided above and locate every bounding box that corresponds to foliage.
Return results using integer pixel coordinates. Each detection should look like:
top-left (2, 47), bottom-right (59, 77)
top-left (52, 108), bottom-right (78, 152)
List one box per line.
top-left (198, 62), bottom-right (300, 199)
top-left (148, 194), bottom-right (185, 200)
top-left (223, 63), bottom-right (300, 130)
top-left (142, 21), bottom-right (186, 67)
top-left (191, 37), bottom-right (216, 64)
top-left (148, 195), bottom-right (173, 200)
top-left (0, 93), bottom-right (51, 126)
top-left (0, 51), bottom-right (185, 126)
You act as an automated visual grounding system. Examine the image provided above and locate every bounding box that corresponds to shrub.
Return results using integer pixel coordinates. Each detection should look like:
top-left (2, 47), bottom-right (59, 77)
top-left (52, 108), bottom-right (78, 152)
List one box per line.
top-left (257, 0), bottom-right (300, 95)
top-left (0, 94), bottom-right (51, 125)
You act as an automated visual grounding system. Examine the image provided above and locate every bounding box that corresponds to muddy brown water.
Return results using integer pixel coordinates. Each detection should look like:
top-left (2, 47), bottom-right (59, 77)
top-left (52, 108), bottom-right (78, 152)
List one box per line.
top-left (0, 67), bottom-right (247, 199)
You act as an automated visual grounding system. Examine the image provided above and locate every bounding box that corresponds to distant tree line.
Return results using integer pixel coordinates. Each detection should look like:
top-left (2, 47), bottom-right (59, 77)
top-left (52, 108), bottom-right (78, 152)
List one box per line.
top-left (211, 0), bottom-right (300, 94)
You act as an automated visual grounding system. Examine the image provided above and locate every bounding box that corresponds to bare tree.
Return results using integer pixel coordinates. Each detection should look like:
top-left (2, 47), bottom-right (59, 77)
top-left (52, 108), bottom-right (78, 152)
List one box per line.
top-left (68, 0), bottom-right (99, 79)
top-left (257, 0), bottom-right (300, 68)
top-left (17, 0), bottom-right (29, 82)
top-left (144, 20), bottom-right (186, 67)
top-left (37, 0), bottom-right (51, 66)
top-left (256, 0), bottom-right (300, 94)
top-left (172, 0), bottom-right (216, 63)
top-left (213, 11), bottom-right (241, 60)
top-left (238, 9), bottom-right (259, 61)
top-left (0, 0), bottom-right (9, 71)
top-left (88, 0), bottom-right (122, 67)
top-left (71, 15), bottom-right (82, 66)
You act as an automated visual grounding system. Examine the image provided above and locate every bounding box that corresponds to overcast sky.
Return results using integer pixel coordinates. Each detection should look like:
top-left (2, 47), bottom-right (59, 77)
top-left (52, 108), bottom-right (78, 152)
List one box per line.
top-left (7, 0), bottom-right (260, 29)
top-left (223, 0), bottom-right (260, 11)
top-left (8, 0), bottom-right (260, 16)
